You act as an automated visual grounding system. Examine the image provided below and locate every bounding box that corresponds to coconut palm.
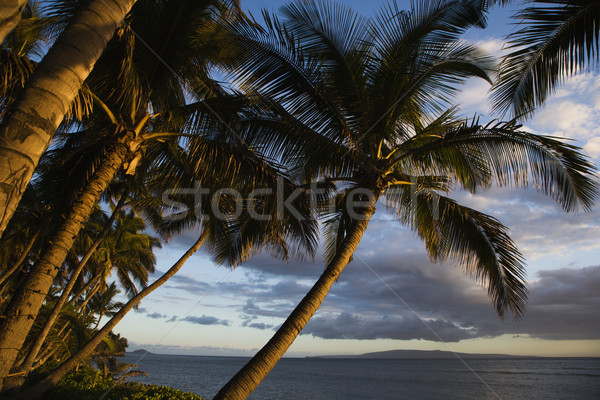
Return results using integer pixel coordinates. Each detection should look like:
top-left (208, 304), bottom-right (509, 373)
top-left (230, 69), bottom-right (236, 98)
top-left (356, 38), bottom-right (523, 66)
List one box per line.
top-left (20, 144), bottom-right (319, 398)
top-left (213, 1), bottom-right (598, 398)
top-left (0, 0), bottom-right (240, 383)
top-left (493, 0), bottom-right (600, 117)
top-left (87, 282), bottom-right (124, 329)
top-left (12, 203), bottom-right (154, 378)
top-left (0, 0), bottom-right (138, 236)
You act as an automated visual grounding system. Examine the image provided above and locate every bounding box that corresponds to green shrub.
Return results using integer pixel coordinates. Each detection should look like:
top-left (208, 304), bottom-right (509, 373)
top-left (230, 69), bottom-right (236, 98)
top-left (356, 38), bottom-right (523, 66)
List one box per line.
top-left (41, 366), bottom-right (203, 400)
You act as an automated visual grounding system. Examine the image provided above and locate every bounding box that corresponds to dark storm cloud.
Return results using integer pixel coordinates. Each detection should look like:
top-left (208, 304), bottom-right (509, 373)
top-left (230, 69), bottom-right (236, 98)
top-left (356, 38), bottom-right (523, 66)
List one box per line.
top-left (475, 265), bottom-right (600, 340)
top-left (181, 314), bottom-right (230, 326)
top-left (231, 228), bottom-right (600, 341)
top-left (303, 313), bottom-right (475, 342)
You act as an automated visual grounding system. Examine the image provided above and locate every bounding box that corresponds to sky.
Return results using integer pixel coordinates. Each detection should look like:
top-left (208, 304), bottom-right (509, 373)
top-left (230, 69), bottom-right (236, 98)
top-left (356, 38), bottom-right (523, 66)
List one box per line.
top-left (113, 1), bottom-right (600, 358)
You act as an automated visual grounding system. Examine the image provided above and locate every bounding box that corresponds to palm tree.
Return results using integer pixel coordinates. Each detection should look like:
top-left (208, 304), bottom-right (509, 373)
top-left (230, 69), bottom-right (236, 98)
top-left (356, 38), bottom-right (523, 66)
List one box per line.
top-left (0, 0), bottom-right (138, 236)
top-left (11, 201), bottom-right (151, 379)
top-left (87, 282), bottom-right (124, 329)
top-left (493, 0), bottom-right (600, 117)
top-left (0, 0), bottom-right (239, 384)
top-left (213, 1), bottom-right (598, 398)
top-left (20, 149), bottom-right (319, 398)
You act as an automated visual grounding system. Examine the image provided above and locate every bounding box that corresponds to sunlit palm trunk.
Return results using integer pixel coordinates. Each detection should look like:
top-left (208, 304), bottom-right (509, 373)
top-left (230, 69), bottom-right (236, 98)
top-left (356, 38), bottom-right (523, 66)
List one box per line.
top-left (214, 197), bottom-right (379, 400)
top-left (19, 233), bottom-right (207, 400)
top-left (11, 194), bottom-right (127, 381)
top-left (0, 229), bottom-right (39, 291)
top-left (0, 143), bottom-right (129, 388)
top-left (0, 0), bottom-right (137, 237)
top-left (0, 0), bottom-right (27, 44)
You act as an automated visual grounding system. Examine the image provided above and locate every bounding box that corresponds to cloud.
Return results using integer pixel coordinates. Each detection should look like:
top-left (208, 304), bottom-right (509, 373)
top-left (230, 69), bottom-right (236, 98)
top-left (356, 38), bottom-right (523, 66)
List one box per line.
top-left (146, 312), bottom-right (168, 319)
top-left (229, 226), bottom-right (600, 342)
top-left (246, 322), bottom-right (274, 330)
top-left (181, 314), bottom-right (230, 326)
top-left (584, 136), bottom-right (600, 158)
top-left (303, 313), bottom-right (475, 342)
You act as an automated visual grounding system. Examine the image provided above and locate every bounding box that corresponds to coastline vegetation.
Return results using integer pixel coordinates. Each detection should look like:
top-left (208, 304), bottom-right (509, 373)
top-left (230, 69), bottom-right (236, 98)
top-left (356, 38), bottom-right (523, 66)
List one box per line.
top-left (25, 363), bottom-right (203, 400)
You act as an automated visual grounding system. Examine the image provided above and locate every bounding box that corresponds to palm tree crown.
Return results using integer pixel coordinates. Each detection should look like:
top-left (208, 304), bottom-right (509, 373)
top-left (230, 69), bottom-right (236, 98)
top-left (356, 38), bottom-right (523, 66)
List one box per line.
top-left (213, 1), bottom-right (598, 397)
top-left (224, 0), bottom-right (597, 316)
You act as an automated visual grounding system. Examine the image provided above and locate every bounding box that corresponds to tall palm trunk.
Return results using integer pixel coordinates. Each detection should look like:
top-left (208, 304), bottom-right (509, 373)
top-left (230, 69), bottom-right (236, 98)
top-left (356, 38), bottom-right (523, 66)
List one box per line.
top-left (93, 311), bottom-right (104, 330)
top-left (0, 143), bottom-right (130, 388)
top-left (11, 193), bottom-right (127, 380)
top-left (0, 229), bottom-right (39, 290)
top-left (0, 0), bottom-right (138, 237)
top-left (214, 200), bottom-right (379, 400)
top-left (74, 277), bottom-right (101, 312)
top-left (19, 232), bottom-right (207, 400)
top-left (0, 0), bottom-right (27, 44)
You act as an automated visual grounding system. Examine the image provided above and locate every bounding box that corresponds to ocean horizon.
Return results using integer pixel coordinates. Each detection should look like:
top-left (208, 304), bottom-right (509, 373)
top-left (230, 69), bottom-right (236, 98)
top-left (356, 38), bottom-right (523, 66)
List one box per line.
top-left (120, 353), bottom-right (600, 399)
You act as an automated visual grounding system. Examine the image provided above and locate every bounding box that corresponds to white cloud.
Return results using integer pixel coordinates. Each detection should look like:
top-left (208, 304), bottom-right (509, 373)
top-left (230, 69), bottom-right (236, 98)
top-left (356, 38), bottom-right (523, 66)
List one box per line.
top-left (584, 136), bottom-right (600, 158)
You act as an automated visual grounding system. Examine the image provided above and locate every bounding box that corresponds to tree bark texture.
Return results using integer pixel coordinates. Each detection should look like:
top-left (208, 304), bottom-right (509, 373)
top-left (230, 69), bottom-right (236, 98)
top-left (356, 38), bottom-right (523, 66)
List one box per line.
top-left (0, 0), bottom-right (137, 237)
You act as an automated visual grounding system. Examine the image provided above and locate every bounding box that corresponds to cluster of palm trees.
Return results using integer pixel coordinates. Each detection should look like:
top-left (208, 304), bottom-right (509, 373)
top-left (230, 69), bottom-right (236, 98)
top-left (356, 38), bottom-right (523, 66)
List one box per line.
top-left (0, 0), bottom-right (598, 399)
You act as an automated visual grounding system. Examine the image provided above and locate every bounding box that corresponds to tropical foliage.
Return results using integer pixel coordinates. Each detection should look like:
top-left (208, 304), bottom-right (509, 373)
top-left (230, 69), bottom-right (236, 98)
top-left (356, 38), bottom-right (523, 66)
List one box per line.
top-left (213, 0), bottom-right (598, 398)
top-left (493, 0), bottom-right (600, 117)
top-left (27, 364), bottom-right (203, 400)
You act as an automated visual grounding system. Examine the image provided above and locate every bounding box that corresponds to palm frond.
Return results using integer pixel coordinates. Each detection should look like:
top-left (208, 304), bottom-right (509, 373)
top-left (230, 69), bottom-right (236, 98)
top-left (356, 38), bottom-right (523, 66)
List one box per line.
top-left (493, 0), bottom-right (600, 117)
top-left (388, 188), bottom-right (527, 317)
top-left (390, 118), bottom-right (599, 211)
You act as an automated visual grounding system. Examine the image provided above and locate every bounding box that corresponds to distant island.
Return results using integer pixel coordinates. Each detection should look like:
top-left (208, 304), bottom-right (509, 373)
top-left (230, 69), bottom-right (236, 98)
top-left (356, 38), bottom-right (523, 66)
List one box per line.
top-left (310, 349), bottom-right (539, 359)
top-left (128, 349), bottom-right (155, 355)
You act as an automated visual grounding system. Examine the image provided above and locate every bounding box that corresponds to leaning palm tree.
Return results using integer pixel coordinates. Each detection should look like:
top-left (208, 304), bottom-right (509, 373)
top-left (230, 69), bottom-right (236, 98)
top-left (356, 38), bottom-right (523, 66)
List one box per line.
top-left (493, 0), bottom-right (600, 117)
top-left (0, 0), bottom-right (241, 384)
top-left (213, 1), bottom-right (598, 398)
top-left (20, 143), bottom-right (319, 398)
top-left (0, 0), bottom-right (139, 236)
top-left (12, 207), bottom-right (158, 378)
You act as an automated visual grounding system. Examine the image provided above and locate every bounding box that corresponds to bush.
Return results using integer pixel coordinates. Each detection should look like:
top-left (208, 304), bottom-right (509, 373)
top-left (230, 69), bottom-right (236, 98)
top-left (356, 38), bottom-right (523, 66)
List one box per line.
top-left (41, 366), bottom-right (203, 400)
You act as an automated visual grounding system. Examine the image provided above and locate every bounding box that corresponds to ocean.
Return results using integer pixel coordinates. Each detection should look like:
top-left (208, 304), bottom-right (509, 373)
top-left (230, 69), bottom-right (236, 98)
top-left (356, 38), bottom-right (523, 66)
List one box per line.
top-left (120, 353), bottom-right (600, 399)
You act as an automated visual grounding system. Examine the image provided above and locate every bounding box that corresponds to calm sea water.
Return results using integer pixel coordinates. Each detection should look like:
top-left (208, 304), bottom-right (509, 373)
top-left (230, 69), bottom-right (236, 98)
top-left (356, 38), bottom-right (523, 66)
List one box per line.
top-left (120, 354), bottom-right (600, 400)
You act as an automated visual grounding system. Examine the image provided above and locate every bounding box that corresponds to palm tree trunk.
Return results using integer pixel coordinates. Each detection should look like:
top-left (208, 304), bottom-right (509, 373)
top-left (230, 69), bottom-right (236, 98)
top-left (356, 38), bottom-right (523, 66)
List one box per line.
top-left (11, 193), bottom-right (127, 380)
top-left (76, 277), bottom-right (101, 313)
top-left (0, 229), bottom-right (39, 290)
top-left (18, 232), bottom-right (207, 400)
top-left (0, 0), bottom-right (27, 44)
top-left (93, 311), bottom-right (104, 330)
top-left (214, 201), bottom-right (379, 400)
top-left (67, 274), bottom-right (100, 309)
top-left (0, 0), bottom-right (138, 237)
top-left (33, 345), bottom-right (59, 369)
top-left (34, 324), bottom-right (69, 368)
top-left (0, 142), bottom-right (130, 388)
